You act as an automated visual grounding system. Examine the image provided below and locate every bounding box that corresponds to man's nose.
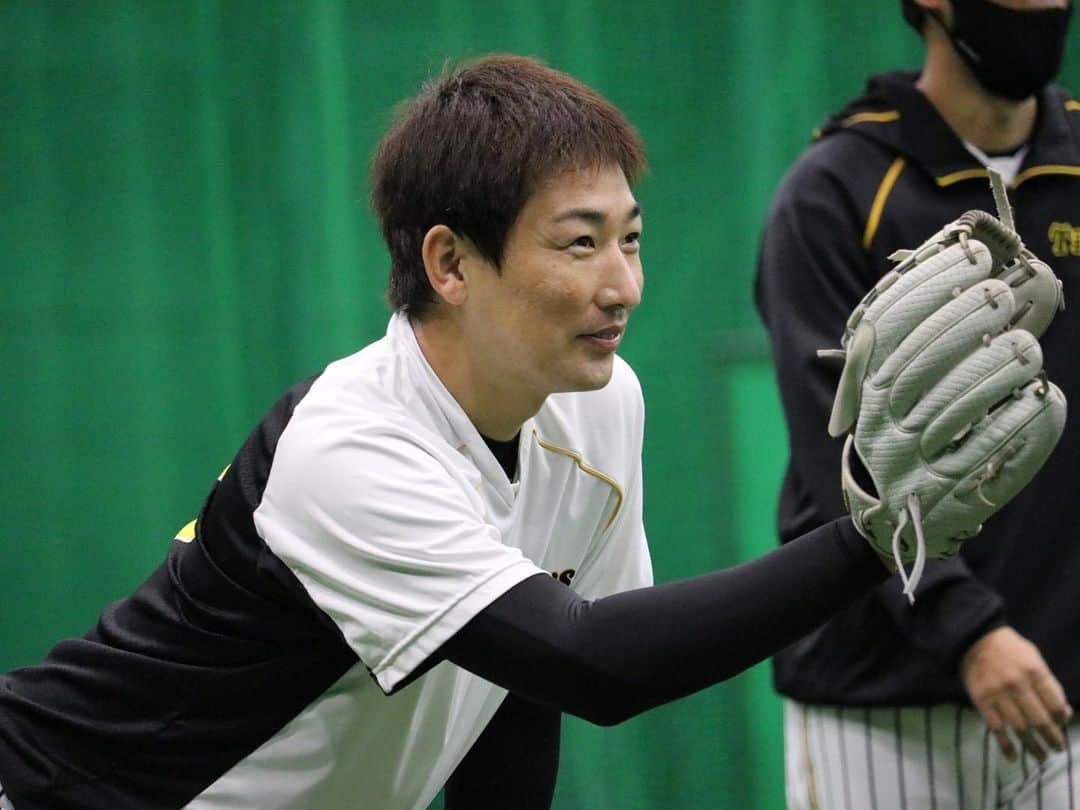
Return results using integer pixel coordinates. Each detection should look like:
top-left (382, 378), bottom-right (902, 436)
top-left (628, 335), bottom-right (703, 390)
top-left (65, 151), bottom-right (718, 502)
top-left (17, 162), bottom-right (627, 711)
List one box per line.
top-left (596, 246), bottom-right (643, 312)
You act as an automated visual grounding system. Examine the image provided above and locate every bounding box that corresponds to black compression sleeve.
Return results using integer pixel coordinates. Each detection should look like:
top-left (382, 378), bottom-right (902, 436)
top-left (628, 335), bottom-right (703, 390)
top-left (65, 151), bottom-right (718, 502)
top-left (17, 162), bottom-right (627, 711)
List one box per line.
top-left (441, 518), bottom-right (887, 726)
top-left (444, 693), bottom-right (560, 810)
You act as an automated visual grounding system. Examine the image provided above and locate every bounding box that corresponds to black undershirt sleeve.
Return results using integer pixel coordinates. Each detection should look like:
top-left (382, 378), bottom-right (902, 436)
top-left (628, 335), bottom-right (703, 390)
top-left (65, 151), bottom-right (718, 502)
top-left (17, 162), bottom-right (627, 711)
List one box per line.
top-left (440, 517), bottom-right (887, 727)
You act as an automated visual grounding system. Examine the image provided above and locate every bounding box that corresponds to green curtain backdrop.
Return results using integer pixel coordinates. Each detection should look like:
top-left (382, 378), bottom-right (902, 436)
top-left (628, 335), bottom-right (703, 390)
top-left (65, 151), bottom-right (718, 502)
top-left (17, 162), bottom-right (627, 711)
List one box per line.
top-left (3, 2), bottom-right (1078, 807)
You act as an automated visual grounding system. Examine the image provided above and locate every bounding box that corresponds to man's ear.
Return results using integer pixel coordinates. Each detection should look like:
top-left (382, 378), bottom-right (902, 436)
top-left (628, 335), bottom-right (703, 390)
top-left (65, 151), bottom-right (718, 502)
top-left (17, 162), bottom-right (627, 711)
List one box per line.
top-left (421, 225), bottom-right (470, 307)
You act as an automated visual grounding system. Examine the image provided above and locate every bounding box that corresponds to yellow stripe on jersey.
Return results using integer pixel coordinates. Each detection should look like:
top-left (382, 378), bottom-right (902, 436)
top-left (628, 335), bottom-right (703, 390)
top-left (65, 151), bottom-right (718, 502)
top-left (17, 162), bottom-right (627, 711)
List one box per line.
top-left (935, 167), bottom-right (989, 187)
top-left (863, 157), bottom-right (906, 249)
top-left (842, 110), bottom-right (900, 126)
top-left (218, 464), bottom-right (231, 481)
top-left (532, 431), bottom-right (624, 532)
top-left (935, 164), bottom-right (1080, 188)
top-left (1014, 164), bottom-right (1080, 186)
top-left (1065, 100), bottom-right (1080, 111)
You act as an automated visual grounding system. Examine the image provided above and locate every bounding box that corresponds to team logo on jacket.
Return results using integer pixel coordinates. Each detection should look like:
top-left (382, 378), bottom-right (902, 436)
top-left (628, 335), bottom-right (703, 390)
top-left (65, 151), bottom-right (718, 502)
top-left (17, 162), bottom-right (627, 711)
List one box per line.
top-left (1047, 222), bottom-right (1080, 257)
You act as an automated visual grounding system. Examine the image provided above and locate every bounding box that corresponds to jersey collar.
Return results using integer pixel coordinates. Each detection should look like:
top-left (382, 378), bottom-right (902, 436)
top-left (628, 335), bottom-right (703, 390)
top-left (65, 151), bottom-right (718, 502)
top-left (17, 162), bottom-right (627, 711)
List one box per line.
top-left (388, 312), bottom-right (520, 504)
top-left (821, 71), bottom-right (1080, 188)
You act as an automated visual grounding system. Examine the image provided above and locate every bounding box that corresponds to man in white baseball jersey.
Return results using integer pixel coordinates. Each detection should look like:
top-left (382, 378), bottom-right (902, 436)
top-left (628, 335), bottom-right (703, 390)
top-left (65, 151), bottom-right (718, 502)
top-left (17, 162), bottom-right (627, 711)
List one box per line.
top-left (0, 55), bottom-right (899, 809)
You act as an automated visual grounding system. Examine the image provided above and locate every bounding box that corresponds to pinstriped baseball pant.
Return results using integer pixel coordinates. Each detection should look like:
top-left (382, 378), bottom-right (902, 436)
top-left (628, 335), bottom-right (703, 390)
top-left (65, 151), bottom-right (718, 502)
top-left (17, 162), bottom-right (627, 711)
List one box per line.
top-left (785, 700), bottom-right (1077, 810)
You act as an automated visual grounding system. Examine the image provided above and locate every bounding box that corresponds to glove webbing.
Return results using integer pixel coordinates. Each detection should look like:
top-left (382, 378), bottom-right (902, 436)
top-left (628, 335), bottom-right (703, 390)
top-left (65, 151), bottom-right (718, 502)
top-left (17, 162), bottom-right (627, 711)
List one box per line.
top-left (989, 167), bottom-right (1015, 232)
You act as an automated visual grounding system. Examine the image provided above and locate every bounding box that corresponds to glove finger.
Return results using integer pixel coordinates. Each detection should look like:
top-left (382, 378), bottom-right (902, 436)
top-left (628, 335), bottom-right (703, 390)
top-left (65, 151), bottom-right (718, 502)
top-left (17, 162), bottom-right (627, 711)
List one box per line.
top-left (861, 241), bottom-right (995, 371)
top-left (830, 239), bottom-right (1004, 437)
top-left (913, 329), bottom-right (1042, 454)
top-left (939, 381), bottom-right (1066, 501)
top-left (905, 382), bottom-right (1064, 555)
top-left (876, 279), bottom-right (1016, 415)
top-left (997, 251), bottom-right (1064, 339)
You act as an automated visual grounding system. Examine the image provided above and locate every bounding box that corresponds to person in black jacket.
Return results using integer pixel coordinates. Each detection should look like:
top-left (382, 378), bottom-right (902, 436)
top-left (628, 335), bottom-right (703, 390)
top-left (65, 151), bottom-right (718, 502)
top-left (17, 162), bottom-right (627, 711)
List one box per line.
top-left (756, 1), bottom-right (1079, 807)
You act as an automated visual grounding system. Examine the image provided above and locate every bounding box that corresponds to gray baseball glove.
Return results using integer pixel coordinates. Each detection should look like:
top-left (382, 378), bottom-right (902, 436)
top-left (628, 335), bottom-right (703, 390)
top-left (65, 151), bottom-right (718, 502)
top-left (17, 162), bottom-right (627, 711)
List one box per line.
top-left (825, 207), bottom-right (1066, 601)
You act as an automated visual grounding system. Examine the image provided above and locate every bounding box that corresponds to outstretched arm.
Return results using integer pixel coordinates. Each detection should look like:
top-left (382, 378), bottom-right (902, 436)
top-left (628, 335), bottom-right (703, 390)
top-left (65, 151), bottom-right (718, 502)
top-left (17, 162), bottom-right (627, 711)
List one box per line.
top-left (441, 517), bottom-right (886, 726)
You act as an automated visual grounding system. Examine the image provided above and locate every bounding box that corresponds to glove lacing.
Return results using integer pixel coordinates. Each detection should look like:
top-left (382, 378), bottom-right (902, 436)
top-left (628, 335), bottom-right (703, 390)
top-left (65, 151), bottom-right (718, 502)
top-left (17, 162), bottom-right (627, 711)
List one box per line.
top-left (892, 492), bottom-right (927, 605)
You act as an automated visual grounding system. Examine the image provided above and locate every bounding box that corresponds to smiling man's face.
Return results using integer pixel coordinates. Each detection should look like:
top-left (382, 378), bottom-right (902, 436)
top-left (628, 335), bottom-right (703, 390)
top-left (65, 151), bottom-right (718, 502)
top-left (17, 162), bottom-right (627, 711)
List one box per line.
top-left (459, 163), bottom-right (644, 404)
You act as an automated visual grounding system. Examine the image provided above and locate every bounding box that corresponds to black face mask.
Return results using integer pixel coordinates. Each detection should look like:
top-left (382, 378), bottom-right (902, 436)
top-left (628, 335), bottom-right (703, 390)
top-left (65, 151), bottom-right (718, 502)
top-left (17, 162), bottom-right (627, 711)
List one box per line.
top-left (939, 0), bottom-right (1074, 101)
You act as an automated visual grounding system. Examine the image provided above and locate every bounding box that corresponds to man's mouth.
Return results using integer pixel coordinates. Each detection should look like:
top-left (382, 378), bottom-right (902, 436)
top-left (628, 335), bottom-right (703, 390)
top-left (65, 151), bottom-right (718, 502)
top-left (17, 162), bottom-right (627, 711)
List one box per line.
top-left (589, 326), bottom-right (621, 340)
top-left (580, 325), bottom-right (625, 351)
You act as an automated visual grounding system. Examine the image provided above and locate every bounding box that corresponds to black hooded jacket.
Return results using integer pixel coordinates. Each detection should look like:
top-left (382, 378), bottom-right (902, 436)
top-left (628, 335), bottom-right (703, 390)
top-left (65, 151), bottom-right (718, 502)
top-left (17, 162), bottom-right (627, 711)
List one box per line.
top-left (756, 71), bottom-right (1080, 705)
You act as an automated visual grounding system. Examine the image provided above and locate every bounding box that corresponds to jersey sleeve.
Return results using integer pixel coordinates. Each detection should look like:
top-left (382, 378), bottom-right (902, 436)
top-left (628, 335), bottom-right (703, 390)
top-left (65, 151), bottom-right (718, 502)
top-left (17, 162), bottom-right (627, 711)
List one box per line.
top-left (252, 415), bottom-right (545, 694)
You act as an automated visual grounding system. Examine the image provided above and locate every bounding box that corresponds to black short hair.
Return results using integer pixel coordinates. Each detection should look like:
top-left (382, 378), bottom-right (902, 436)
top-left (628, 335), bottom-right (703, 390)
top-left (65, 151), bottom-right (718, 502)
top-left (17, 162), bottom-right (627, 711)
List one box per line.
top-left (370, 54), bottom-right (646, 318)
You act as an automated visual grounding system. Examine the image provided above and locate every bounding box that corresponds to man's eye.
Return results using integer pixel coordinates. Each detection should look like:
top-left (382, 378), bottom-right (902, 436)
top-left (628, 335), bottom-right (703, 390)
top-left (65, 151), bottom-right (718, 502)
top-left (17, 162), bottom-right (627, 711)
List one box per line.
top-left (624, 232), bottom-right (641, 245)
top-left (571, 236), bottom-right (595, 249)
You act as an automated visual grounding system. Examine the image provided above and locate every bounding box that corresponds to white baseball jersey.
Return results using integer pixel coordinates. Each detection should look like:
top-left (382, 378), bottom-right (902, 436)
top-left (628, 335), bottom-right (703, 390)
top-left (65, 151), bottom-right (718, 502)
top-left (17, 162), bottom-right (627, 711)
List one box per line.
top-left (0, 312), bottom-right (652, 810)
